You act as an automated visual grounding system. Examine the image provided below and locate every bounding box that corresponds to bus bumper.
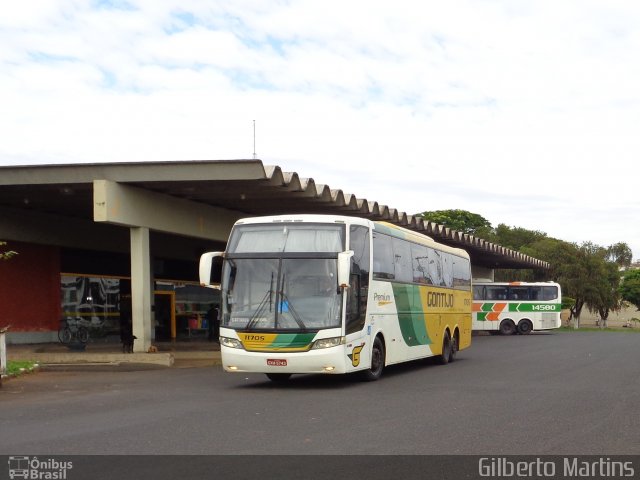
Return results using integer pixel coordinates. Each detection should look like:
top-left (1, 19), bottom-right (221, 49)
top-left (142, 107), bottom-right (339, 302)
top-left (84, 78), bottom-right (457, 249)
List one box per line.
top-left (220, 345), bottom-right (348, 375)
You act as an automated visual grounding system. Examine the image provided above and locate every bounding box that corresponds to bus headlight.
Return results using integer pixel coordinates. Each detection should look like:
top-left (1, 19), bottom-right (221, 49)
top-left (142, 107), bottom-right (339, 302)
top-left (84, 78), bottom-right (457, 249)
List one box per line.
top-left (220, 337), bottom-right (244, 349)
top-left (311, 336), bottom-right (345, 350)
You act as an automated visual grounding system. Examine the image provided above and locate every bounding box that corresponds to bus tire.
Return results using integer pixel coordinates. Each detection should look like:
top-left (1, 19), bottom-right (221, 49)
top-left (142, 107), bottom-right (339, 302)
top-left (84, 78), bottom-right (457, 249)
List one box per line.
top-left (449, 330), bottom-right (459, 362)
top-left (517, 320), bottom-right (533, 335)
top-left (266, 373), bottom-right (292, 382)
top-left (499, 320), bottom-right (516, 336)
top-left (362, 336), bottom-right (385, 381)
top-left (438, 331), bottom-right (452, 365)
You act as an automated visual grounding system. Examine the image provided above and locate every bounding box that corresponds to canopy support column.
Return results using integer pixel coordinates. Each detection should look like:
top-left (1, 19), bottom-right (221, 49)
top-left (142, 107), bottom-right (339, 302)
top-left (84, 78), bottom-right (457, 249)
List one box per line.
top-left (130, 227), bottom-right (153, 353)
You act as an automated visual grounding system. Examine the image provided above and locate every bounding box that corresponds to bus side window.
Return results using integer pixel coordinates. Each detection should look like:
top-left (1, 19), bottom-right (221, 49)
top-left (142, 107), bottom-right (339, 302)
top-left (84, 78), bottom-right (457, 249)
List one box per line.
top-left (509, 287), bottom-right (529, 300)
top-left (542, 286), bottom-right (558, 300)
top-left (372, 233), bottom-right (395, 280)
top-left (486, 286), bottom-right (506, 300)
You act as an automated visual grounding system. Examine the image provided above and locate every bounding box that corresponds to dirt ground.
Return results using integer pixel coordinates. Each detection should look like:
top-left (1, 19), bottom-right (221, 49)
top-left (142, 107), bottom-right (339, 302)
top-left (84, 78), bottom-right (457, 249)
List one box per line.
top-left (565, 303), bottom-right (640, 328)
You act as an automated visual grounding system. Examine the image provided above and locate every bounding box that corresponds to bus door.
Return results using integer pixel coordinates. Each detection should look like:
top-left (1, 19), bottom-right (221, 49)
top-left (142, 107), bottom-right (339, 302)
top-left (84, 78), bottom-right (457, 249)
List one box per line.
top-left (344, 225), bottom-right (371, 372)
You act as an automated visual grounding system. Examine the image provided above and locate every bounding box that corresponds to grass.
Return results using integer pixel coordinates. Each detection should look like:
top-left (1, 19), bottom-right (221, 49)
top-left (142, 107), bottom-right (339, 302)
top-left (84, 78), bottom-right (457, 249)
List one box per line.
top-left (557, 326), bottom-right (640, 333)
top-left (4, 360), bottom-right (39, 377)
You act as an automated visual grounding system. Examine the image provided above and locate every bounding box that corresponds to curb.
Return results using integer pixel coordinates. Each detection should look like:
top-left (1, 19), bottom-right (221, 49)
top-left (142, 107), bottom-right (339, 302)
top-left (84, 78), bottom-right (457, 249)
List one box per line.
top-left (9, 352), bottom-right (176, 367)
top-left (7, 350), bottom-right (223, 369)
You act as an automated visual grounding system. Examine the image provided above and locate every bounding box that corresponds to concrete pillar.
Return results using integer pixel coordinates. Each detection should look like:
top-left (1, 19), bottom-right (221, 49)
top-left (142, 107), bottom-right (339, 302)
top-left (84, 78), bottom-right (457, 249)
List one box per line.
top-left (130, 227), bottom-right (152, 353)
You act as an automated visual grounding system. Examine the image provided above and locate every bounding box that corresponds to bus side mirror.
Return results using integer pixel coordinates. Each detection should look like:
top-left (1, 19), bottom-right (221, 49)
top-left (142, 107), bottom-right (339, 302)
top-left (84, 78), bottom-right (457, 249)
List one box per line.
top-left (199, 252), bottom-right (224, 288)
top-left (337, 250), bottom-right (354, 289)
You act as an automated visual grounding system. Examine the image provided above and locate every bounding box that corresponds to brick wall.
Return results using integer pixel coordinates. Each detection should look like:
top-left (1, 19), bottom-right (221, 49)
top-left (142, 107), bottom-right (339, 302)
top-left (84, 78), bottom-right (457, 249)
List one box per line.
top-left (0, 242), bottom-right (61, 331)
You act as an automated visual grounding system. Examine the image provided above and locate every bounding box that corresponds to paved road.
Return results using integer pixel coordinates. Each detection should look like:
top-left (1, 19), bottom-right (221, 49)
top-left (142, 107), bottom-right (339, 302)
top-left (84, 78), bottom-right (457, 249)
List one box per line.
top-left (1, 332), bottom-right (639, 455)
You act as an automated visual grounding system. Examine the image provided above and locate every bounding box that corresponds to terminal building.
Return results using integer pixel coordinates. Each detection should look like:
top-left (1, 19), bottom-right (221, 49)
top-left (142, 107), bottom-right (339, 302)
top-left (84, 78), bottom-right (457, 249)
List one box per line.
top-left (0, 160), bottom-right (548, 350)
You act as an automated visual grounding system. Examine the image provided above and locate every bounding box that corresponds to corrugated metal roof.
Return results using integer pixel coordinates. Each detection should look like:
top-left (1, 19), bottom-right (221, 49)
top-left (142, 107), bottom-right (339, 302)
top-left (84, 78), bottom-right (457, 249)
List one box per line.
top-left (0, 159), bottom-right (548, 269)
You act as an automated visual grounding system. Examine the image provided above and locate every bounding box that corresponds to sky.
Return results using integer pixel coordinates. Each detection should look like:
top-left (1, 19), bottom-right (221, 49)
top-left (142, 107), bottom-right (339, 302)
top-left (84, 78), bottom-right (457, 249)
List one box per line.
top-left (1, 1), bottom-right (639, 260)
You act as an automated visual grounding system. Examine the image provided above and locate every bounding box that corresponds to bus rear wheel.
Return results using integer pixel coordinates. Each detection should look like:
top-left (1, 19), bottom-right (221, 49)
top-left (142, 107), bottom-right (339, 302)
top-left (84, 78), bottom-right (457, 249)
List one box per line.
top-left (438, 331), bottom-right (452, 365)
top-left (499, 320), bottom-right (516, 336)
top-left (362, 337), bottom-right (385, 381)
top-left (449, 331), bottom-right (458, 362)
top-left (517, 320), bottom-right (533, 335)
top-left (266, 373), bottom-right (292, 382)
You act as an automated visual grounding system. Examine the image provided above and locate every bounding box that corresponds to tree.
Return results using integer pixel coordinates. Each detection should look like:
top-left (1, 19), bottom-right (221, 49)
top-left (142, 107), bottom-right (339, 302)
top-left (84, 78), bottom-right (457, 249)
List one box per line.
top-left (587, 258), bottom-right (622, 326)
top-left (562, 242), bottom-right (624, 328)
top-left (619, 269), bottom-right (640, 311)
top-left (493, 224), bottom-right (547, 251)
top-left (0, 241), bottom-right (17, 261)
top-left (606, 242), bottom-right (632, 269)
top-left (521, 239), bottom-right (621, 327)
top-left (415, 209), bottom-right (493, 237)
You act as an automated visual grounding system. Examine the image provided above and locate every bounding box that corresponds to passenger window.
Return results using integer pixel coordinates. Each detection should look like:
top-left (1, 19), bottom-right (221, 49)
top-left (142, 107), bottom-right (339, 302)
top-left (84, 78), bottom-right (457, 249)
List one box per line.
top-left (372, 233), bottom-right (395, 280)
top-left (473, 286), bottom-right (485, 300)
top-left (392, 237), bottom-right (412, 283)
top-left (508, 287), bottom-right (529, 300)
top-left (542, 286), bottom-right (558, 300)
top-left (411, 243), bottom-right (429, 284)
top-left (486, 286), bottom-right (508, 300)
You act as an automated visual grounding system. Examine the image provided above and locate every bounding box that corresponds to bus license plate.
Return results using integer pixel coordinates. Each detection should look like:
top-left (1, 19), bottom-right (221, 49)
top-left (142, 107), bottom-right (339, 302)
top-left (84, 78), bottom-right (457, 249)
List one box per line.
top-left (267, 359), bottom-right (287, 367)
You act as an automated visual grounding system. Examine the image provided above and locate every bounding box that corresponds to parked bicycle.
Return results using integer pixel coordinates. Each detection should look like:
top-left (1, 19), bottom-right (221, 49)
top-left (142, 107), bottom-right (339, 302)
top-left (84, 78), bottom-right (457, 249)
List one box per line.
top-left (58, 318), bottom-right (90, 345)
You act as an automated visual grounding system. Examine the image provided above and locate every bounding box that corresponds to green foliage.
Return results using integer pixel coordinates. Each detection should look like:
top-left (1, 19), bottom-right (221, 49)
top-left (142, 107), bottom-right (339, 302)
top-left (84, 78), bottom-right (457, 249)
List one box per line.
top-left (619, 269), bottom-right (640, 311)
top-left (561, 297), bottom-right (576, 310)
top-left (587, 255), bottom-right (622, 320)
top-left (413, 206), bottom-right (632, 327)
top-left (607, 242), bottom-right (632, 268)
top-left (6, 360), bottom-right (37, 376)
top-left (415, 209), bottom-right (493, 237)
top-left (493, 224), bottom-right (547, 251)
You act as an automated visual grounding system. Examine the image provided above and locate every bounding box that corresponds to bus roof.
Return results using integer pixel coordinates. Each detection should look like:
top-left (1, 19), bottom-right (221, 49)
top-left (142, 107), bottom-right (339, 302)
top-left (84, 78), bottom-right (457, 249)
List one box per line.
top-left (233, 213), bottom-right (372, 228)
top-left (232, 214), bottom-right (469, 260)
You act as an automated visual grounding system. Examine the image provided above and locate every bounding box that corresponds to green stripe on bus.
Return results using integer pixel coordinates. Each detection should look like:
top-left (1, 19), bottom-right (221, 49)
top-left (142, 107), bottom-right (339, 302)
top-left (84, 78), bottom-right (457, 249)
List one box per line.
top-left (271, 333), bottom-right (316, 348)
top-left (393, 284), bottom-right (432, 346)
top-left (481, 303), bottom-right (494, 312)
top-left (507, 303), bottom-right (562, 312)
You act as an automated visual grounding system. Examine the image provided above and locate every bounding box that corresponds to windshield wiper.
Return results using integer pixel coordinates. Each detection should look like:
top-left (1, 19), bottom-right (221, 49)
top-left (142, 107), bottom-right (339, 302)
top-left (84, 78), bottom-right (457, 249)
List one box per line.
top-left (245, 272), bottom-right (274, 330)
top-left (278, 273), bottom-right (308, 330)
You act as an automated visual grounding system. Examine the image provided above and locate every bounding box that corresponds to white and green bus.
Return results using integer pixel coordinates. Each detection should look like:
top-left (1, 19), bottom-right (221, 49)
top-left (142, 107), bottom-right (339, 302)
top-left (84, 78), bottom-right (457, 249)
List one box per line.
top-left (472, 281), bottom-right (562, 335)
top-left (199, 214), bottom-right (472, 381)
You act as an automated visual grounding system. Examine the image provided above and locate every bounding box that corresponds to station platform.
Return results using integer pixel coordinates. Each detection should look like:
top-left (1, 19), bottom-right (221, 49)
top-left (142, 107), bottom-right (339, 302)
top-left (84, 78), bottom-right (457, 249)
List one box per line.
top-left (5, 338), bottom-right (222, 369)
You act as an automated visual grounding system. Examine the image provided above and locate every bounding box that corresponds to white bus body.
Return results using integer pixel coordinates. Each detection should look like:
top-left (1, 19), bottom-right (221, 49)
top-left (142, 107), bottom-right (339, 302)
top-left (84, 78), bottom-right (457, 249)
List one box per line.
top-left (472, 281), bottom-right (562, 335)
top-left (200, 214), bottom-right (472, 381)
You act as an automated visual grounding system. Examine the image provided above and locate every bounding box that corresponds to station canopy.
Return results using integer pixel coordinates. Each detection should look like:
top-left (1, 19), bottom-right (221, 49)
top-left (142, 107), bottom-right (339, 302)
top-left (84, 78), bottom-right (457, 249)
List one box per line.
top-left (0, 159), bottom-right (548, 270)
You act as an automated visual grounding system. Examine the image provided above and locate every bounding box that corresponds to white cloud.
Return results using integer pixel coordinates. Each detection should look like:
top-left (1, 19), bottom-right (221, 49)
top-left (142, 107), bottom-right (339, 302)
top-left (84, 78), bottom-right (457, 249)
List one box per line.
top-left (1, 0), bottom-right (639, 259)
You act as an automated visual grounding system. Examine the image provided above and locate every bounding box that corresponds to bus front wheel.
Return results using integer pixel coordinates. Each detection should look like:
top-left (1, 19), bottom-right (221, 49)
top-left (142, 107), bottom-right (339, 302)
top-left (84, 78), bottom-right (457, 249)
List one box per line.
top-left (499, 320), bottom-right (516, 335)
top-left (362, 337), bottom-right (385, 381)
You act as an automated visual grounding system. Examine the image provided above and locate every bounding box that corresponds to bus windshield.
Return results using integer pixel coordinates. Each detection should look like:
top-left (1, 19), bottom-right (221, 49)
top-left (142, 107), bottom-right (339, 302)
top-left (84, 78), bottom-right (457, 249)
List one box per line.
top-left (221, 257), bottom-right (342, 331)
top-left (228, 223), bottom-right (344, 253)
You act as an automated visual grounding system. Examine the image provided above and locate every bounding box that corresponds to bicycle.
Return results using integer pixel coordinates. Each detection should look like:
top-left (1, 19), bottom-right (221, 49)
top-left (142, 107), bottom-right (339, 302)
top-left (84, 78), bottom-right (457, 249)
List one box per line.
top-left (58, 318), bottom-right (90, 345)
